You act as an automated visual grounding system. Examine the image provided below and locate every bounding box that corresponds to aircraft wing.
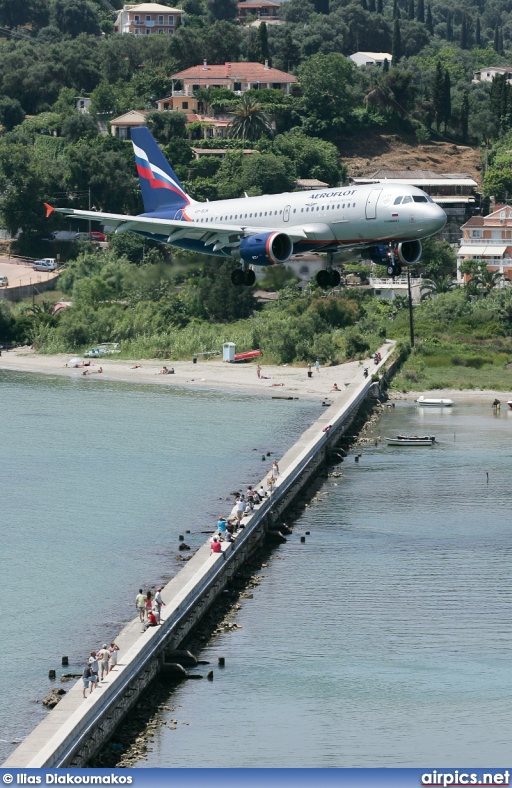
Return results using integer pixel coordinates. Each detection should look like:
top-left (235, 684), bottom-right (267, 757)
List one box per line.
top-left (48, 206), bottom-right (308, 248)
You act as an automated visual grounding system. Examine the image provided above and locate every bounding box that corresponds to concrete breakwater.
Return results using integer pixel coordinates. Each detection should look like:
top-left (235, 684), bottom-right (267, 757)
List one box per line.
top-left (3, 342), bottom-right (395, 769)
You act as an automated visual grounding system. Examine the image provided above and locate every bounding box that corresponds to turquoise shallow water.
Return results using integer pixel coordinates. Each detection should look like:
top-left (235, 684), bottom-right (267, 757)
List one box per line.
top-left (0, 370), bottom-right (320, 762)
top-left (136, 401), bottom-right (512, 767)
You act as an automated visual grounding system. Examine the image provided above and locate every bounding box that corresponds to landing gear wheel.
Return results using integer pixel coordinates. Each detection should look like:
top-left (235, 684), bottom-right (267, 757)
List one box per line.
top-left (316, 269), bottom-right (331, 288)
top-left (386, 264), bottom-right (395, 276)
top-left (395, 263), bottom-right (402, 276)
top-left (231, 268), bottom-right (245, 286)
top-left (329, 270), bottom-right (341, 287)
top-left (244, 269), bottom-right (256, 286)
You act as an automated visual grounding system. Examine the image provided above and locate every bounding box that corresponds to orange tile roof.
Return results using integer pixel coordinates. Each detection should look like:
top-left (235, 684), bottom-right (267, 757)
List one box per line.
top-left (171, 61), bottom-right (297, 83)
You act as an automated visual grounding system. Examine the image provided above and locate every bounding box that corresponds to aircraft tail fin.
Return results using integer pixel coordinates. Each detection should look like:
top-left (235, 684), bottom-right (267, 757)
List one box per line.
top-left (131, 127), bottom-right (191, 214)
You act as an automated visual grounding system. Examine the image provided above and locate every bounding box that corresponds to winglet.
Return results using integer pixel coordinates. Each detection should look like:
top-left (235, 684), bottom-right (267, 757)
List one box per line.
top-left (44, 202), bottom-right (55, 218)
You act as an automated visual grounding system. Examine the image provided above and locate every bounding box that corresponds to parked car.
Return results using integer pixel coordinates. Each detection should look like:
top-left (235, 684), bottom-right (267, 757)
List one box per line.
top-left (84, 343), bottom-right (121, 358)
top-left (74, 231), bottom-right (106, 242)
top-left (33, 258), bottom-right (57, 272)
top-left (0, 276), bottom-right (8, 287)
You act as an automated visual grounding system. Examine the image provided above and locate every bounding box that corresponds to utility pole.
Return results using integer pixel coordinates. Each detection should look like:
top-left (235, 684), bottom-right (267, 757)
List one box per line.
top-left (88, 188), bottom-right (92, 238)
top-left (407, 266), bottom-right (415, 347)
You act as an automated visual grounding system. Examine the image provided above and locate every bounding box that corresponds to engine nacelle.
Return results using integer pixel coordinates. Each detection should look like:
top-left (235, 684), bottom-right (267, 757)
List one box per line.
top-left (367, 243), bottom-right (391, 265)
top-left (397, 239), bottom-right (422, 266)
top-left (239, 231), bottom-right (293, 266)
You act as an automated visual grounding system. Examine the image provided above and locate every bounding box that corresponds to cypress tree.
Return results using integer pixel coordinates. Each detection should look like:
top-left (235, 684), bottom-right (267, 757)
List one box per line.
top-left (433, 61), bottom-right (444, 130)
top-left (281, 29), bottom-right (298, 71)
top-left (460, 13), bottom-right (468, 49)
top-left (460, 89), bottom-right (469, 142)
top-left (499, 27), bottom-right (504, 55)
top-left (443, 70), bottom-right (451, 130)
top-left (494, 23), bottom-right (500, 52)
top-left (408, 0), bottom-right (414, 20)
top-left (383, 57), bottom-right (390, 72)
top-left (368, 0), bottom-right (376, 12)
top-left (393, 0), bottom-right (400, 19)
top-left (446, 10), bottom-right (453, 41)
top-left (416, 0), bottom-right (424, 23)
top-left (258, 21), bottom-right (270, 65)
top-left (377, 0), bottom-right (383, 13)
top-left (247, 30), bottom-right (260, 62)
top-left (361, 0), bottom-right (368, 11)
top-left (392, 18), bottom-right (402, 64)
top-left (476, 16), bottom-right (481, 47)
top-left (426, 3), bottom-right (433, 34)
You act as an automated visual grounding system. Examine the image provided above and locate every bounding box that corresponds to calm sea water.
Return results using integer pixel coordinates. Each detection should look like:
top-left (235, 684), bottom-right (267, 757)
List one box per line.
top-left (136, 401), bottom-right (512, 767)
top-left (0, 370), bottom-right (321, 762)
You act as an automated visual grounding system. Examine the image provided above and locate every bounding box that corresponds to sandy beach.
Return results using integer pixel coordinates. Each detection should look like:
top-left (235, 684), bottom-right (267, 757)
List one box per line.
top-left (0, 347), bottom-right (370, 400)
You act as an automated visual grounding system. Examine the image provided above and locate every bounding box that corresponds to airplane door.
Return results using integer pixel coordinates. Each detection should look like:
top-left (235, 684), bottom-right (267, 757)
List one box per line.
top-left (283, 205), bottom-right (291, 222)
top-left (365, 189), bottom-right (382, 220)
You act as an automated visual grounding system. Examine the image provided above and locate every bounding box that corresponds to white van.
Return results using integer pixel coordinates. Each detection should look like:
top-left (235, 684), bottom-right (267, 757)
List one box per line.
top-left (33, 258), bottom-right (57, 272)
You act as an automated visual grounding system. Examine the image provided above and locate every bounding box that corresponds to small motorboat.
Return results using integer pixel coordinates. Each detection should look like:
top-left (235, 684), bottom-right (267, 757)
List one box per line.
top-left (415, 396), bottom-right (453, 407)
top-left (386, 435), bottom-right (436, 446)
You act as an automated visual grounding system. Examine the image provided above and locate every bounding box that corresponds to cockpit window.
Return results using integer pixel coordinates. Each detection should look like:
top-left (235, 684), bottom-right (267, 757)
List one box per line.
top-left (413, 196), bottom-right (428, 202)
top-left (402, 195), bottom-right (413, 204)
top-left (426, 195), bottom-right (434, 202)
top-left (393, 196), bottom-right (403, 205)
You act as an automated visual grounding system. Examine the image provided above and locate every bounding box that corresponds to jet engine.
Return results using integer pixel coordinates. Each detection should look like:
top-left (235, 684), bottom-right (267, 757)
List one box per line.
top-left (397, 239), bottom-right (422, 266)
top-left (239, 231), bottom-right (293, 266)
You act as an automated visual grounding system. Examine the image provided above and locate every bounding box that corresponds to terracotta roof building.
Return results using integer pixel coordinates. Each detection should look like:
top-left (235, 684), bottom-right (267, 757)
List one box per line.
top-left (237, 0), bottom-right (280, 22)
top-left (170, 59), bottom-right (297, 96)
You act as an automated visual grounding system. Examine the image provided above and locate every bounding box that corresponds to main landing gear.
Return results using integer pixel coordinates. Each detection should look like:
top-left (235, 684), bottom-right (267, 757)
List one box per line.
top-left (316, 269), bottom-right (341, 288)
top-left (386, 251), bottom-right (402, 278)
top-left (231, 268), bottom-right (256, 286)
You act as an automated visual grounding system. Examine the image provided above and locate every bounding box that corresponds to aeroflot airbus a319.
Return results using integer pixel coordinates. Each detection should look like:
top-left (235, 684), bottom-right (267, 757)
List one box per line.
top-left (46, 127), bottom-right (447, 287)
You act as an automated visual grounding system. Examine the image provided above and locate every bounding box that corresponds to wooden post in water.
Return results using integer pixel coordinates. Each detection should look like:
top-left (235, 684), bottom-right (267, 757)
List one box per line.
top-left (407, 266), bottom-right (415, 348)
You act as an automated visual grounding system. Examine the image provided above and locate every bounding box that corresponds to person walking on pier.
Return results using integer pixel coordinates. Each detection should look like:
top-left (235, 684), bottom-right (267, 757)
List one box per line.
top-left (153, 587), bottom-right (165, 622)
top-left (315, 359), bottom-right (320, 373)
top-left (97, 644), bottom-right (110, 680)
top-left (135, 588), bottom-right (146, 622)
top-left (82, 662), bottom-right (92, 698)
top-left (88, 652), bottom-right (99, 692)
top-left (145, 590), bottom-right (153, 619)
top-left (272, 459), bottom-right (279, 477)
top-left (108, 642), bottom-right (120, 671)
top-left (235, 495), bottom-right (245, 525)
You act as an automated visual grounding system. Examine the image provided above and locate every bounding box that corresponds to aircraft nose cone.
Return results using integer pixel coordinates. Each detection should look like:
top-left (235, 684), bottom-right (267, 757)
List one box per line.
top-left (431, 203), bottom-right (447, 232)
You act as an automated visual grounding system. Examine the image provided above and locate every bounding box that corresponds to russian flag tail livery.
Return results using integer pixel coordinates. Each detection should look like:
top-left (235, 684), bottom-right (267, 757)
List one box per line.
top-left (131, 127), bottom-right (191, 214)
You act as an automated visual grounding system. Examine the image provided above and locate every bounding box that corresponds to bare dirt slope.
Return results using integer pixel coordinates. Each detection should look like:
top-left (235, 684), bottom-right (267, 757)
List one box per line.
top-left (340, 132), bottom-right (483, 186)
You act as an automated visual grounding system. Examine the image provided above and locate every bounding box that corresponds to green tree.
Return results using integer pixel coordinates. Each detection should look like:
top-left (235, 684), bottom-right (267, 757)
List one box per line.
top-left (271, 129), bottom-right (342, 185)
top-left (420, 274), bottom-right (455, 299)
top-left (475, 16), bottom-right (481, 47)
top-left (240, 153), bottom-right (295, 194)
top-left (146, 111), bottom-right (187, 143)
top-left (50, 0), bottom-right (100, 36)
top-left (228, 95), bottom-right (272, 140)
top-left (258, 22), bottom-right (270, 64)
top-left (298, 53), bottom-right (360, 138)
top-left (90, 82), bottom-right (118, 116)
top-left (425, 3), bottom-right (433, 34)
top-left (206, 0), bottom-right (237, 22)
top-left (0, 0), bottom-right (48, 28)
top-left (446, 10), bottom-right (453, 41)
top-left (416, 0), bottom-right (424, 23)
top-left (392, 19), bottom-right (402, 65)
top-left (191, 258), bottom-right (256, 321)
top-left (470, 263), bottom-right (503, 295)
top-left (460, 89), bottom-right (469, 142)
top-left (0, 97), bottom-right (25, 131)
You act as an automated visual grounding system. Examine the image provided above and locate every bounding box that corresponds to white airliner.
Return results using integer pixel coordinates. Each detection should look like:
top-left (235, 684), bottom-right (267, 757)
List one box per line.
top-left (46, 127), bottom-right (447, 287)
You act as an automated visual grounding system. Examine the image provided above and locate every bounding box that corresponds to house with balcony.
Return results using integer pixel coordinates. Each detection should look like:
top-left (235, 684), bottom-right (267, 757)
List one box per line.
top-left (457, 205), bottom-right (512, 282)
top-left (237, 0), bottom-right (280, 23)
top-left (169, 60), bottom-right (297, 99)
top-left (114, 3), bottom-right (183, 35)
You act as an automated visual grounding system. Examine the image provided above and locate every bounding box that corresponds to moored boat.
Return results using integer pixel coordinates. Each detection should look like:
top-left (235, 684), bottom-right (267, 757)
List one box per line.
top-left (416, 396), bottom-right (453, 407)
top-left (386, 435), bottom-right (435, 446)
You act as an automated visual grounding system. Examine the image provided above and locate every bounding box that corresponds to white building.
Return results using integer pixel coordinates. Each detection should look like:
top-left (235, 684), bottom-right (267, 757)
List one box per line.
top-left (114, 3), bottom-right (183, 35)
top-left (473, 66), bottom-right (512, 83)
top-left (348, 52), bottom-right (392, 68)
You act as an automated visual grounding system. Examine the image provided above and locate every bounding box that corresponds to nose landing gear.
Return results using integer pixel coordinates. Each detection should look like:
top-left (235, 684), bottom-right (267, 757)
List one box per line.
top-left (386, 248), bottom-right (402, 277)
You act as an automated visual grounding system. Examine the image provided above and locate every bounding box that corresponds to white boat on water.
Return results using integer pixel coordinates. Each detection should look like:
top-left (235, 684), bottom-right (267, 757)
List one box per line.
top-left (386, 435), bottom-right (436, 446)
top-left (415, 396), bottom-right (453, 407)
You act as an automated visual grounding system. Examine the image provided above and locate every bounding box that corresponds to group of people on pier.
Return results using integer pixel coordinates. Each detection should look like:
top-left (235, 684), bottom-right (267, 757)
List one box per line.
top-left (82, 643), bottom-right (119, 698)
top-left (210, 461), bottom-right (279, 556)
